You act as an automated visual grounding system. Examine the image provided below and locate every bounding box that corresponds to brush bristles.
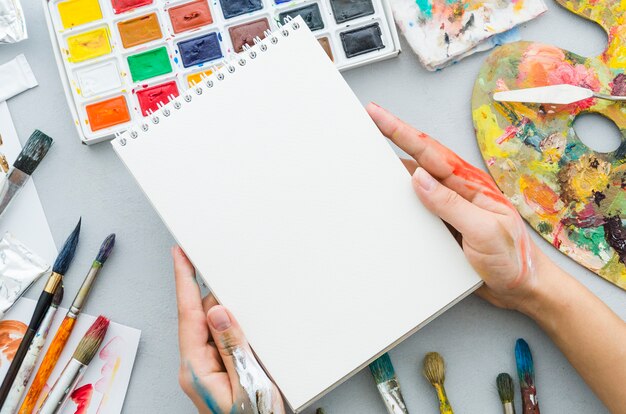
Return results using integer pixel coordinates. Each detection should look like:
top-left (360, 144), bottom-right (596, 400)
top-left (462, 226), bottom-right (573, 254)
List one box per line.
top-left (52, 218), bottom-right (81, 275)
top-left (95, 234), bottom-right (115, 264)
top-left (497, 373), bottom-right (514, 403)
top-left (423, 352), bottom-right (446, 385)
top-left (515, 338), bottom-right (535, 388)
top-left (315, 409), bottom-right (325, 414)
top-left (369, 353), bottom-right (396, 384)
top-left (13, 130), bottom-right (53, 175)
top-left (73, 316), bottom-right (109, 365)
top-left (52, 285), bottom-right (64, 306)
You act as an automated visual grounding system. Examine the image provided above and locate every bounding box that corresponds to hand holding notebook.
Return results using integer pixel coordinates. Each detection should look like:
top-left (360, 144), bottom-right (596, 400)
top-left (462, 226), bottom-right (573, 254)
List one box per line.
top-left (113, 17), bottom-right (480, 411)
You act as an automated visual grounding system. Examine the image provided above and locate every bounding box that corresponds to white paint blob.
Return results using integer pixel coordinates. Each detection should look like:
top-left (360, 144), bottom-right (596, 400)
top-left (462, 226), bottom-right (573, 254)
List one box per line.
top-left (75, 61), bottom-right (121, 98)
top-left (232, 347), bottom-right (279, 414)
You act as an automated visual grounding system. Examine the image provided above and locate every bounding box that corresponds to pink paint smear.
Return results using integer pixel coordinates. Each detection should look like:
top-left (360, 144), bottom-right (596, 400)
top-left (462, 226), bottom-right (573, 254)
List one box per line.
top-left (95, 337), bottom-right (124, 413)
top-left (70, 384), bottom-right (94, 414)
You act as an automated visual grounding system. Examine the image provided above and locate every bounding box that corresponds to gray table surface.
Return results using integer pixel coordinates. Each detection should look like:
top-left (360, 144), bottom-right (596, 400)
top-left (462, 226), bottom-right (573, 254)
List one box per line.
top-left (1, 1), bottom-right (624, 413)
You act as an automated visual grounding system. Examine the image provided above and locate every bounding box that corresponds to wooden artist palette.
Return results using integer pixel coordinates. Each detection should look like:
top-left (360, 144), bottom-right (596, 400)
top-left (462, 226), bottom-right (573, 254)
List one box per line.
top-left (43, 0), bottom-right (400, 144)
top-left (472, 0), bottom-right (626, 289)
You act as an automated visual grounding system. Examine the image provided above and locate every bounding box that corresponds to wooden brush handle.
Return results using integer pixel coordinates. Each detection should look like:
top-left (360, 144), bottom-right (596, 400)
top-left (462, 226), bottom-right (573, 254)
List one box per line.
top-left (435, 384), bottom-right (454, 414)
top-left (18, 317), bottom-right (76, 414)
top-left (521, 387), bottom-right (540, 414)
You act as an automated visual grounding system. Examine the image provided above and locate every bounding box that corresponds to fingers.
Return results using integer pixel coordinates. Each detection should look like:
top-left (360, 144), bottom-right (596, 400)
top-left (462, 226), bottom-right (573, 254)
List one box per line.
top-left (412, 168), bottom-right (493, 237)
top-left (206, 306), bottom-right (255, 394)
top-left (173, 246), bottom-right (210, 360)
top-left (367, 103), bottom-right (454, 179)
top-left (400, 158), bottom-right (418, 175)
top-left (367, 103), bottom-right (506, 208)
top-left (202, 293), bottom-right (218, 315)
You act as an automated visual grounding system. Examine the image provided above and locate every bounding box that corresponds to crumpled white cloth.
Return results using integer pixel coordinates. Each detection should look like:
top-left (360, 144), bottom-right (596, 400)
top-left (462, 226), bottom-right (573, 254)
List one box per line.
top-left (390, 0), bottom-right (547, 70)
top-left (0, 0), bottom-right (27, 44)
top-left (0, 232), bottom-right (49, 319)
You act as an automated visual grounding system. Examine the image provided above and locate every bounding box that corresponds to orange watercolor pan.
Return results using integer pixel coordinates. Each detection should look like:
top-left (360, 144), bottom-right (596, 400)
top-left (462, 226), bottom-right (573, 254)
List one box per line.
top-left (86, 96), bottom-right (131, 131)
top-left (117, 13), bottom-right (162, 48)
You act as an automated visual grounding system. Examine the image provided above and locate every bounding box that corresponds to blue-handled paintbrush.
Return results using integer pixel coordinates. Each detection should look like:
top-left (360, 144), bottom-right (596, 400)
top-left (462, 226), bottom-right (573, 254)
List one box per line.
top-left (0, 218), bottom-right (81, 407)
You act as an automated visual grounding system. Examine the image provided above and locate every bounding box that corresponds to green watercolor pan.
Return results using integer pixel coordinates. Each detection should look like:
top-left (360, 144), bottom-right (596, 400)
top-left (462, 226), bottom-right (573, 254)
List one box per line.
top-left (43, 0), bottom-right (400, 144)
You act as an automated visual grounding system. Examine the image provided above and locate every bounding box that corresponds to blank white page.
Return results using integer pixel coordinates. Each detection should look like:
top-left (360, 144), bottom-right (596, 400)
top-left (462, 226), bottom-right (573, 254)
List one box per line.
top-left (112, 17), bottom-right (480, 412)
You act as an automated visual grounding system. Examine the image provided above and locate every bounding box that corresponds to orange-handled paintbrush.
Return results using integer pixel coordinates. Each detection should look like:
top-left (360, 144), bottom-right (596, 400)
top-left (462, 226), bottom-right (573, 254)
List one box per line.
top-left (18, 234), bottom-right (115, 414)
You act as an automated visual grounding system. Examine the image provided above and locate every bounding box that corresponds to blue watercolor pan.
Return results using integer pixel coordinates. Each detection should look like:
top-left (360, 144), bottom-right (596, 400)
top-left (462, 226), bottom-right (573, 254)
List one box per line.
top-left (177, 32), bottom-right (223, 67)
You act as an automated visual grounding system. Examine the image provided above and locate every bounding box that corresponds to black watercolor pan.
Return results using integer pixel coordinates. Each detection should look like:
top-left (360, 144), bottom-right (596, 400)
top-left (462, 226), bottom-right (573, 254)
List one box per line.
top-left (278, 3), bottom-right (325, 31)
top-left (330, 0), bottom-right (375, 24)
top-left (340, 23), bottom-right (385, 58)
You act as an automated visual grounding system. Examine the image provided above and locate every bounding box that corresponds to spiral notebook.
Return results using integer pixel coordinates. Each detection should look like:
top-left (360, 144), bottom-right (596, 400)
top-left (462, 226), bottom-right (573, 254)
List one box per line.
top-left (112, 16), bottom-right (480, 412)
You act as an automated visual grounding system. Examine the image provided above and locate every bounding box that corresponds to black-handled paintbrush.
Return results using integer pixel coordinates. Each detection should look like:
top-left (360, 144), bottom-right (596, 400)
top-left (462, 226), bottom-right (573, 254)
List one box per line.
top-left (0, 218), bottom-right (80, 407)
top-left (0, 130), bottom-right (53, 219)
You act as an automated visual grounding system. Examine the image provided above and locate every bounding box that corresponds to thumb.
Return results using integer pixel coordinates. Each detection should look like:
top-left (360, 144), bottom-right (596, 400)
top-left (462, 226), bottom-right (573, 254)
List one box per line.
top-left (412, 167), bottom-right (491, 237)
top-left (206, 306), bottom-right (278, 410)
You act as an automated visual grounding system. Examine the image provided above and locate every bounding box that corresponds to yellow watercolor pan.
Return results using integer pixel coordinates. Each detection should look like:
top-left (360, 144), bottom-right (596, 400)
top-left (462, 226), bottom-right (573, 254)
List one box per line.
top-left (67, 27), bottom-right (112, 63)
top-left (57, 0), bottom-right (103, 29)
top-left (187, 70), bottom-right (213, 87)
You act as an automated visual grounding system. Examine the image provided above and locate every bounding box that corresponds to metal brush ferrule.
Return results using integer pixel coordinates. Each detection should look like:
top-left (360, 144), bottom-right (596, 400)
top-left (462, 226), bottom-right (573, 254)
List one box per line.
top-left (377, 379), bottom-right (409, 414)
top-left (68, 264), bottom-right (101, 317)
top-left (44, 272), bottom-right (63, 294)
top-left (37, 358), bottom-right (86, 414)
top-left (503, 401), bottom-right (515, 414)
top-left (0, 168), bottom-right (29, 218)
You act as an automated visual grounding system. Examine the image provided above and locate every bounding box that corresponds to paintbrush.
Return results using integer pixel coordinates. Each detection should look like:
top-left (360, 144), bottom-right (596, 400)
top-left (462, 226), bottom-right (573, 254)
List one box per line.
top-left (37, 316), bottom-right (109, 414)
top-left (316, 409), bottom-right (325, 414)
top-left (369, 353), bottom-right (409, 414)
top-left (0, 218), bottom-right (80, 407)
top-left (515, 339), bottom-right (539, 414)
top-left (19, 234), bottom-right (114, 414)
top-left (0, 130), bottom-right (53, 220)
top-left (0, 287), bottom-right (63, 414)
top-left (423, 352), bottom-right (453, 414)
top-left (497, 373), bottom-right (516, 414)
top-left (494, 84), bottom-right (626, 105)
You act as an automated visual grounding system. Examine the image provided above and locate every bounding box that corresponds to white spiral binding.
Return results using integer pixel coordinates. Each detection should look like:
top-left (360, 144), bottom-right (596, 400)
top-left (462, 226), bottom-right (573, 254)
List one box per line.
top-left (118, 18), bottom-right (301, 147)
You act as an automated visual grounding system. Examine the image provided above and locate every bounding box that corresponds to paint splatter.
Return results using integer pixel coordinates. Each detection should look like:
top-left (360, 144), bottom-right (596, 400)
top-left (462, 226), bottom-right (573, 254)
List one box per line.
top-left (472, 0), bottom-right (626, 290)
top-left (189, 366), bottom-right (222, 414)
top-left (0, 320), bottom-right (26, 363)
top-left (232, 347), bottom-right (280, 414)
top-left (70, 383), bottom-right (94, 414)
top-left (95, 336), bottom-right (124, 413)
top-left (611, 73), bottom-right (626, 96)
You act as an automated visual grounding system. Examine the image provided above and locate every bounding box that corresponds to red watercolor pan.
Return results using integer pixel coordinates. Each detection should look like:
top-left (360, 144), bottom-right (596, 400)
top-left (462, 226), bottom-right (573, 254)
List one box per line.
top-left (168, 0), bottom-right (213, 34)
top-left (111, 0), bottom-right (153, 14)
top-left (136, 81), bottom-right (180, 116)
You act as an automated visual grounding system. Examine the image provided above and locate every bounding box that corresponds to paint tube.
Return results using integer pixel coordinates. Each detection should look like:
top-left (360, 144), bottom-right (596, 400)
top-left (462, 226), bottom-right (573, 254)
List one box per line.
top-left (0, 54), bottom-right (37, 102)
top-left (0, 0), bottom-right (27, 43)
top-left (0, 232), bottom-right (50, 319)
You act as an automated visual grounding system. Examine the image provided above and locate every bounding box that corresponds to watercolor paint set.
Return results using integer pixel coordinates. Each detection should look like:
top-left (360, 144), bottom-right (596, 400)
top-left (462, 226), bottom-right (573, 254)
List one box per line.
top-left (42, 0), bottom-right (400, 144)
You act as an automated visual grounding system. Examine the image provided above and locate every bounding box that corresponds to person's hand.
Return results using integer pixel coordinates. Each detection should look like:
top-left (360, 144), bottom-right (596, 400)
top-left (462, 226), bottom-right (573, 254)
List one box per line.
top-left (366, 103), bottom-right (553, 312)
top-left (172, 246), bottom-right (285, 414)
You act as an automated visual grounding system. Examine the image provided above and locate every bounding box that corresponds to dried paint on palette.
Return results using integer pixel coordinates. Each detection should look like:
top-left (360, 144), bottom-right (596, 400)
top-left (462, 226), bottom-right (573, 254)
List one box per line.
top-left (471, 0), bottom-right (626, 289)
top-left (389, 0), bottom-right (546, 70)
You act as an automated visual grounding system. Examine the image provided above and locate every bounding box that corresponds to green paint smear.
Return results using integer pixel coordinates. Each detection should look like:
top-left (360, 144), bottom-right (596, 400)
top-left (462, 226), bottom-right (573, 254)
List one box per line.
top-left (568, 225), bottom-right (609, 256)
top-left (127, 47), bottom-right (172, 82)
top-left (606, 190), bottom-right (626, 216)
top-left (416, 0), bottom-right (432, 18)
top-left (537, 221), bottom-right (553, 234)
